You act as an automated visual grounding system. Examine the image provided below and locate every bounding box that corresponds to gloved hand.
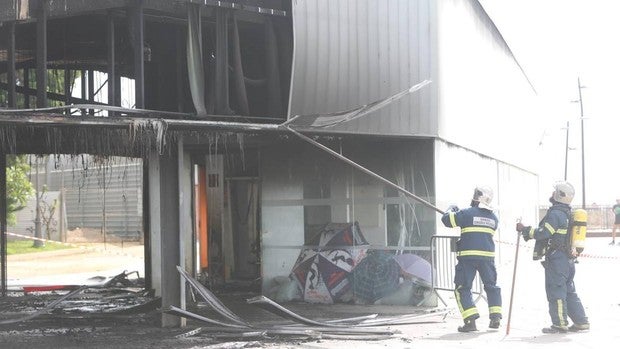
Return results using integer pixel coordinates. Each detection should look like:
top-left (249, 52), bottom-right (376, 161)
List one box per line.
top-left (447, 205), bottom-right (459, 213)
top-left (516, 222), bottom-right (532, 241)
top-left (516, 222), bottom-right (525, 232)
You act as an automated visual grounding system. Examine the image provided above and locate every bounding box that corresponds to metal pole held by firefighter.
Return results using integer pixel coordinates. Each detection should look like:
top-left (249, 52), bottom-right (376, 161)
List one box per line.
top-left (506, 219), bottom-right (522, 336)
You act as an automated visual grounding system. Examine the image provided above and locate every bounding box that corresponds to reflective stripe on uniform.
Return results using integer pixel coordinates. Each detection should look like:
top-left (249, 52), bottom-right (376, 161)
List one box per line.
top-left (557, 299), bottom-right (567, 327)
top-left (454, 285), bottom-right (479, 319)
top-left (449, 212), bottom-right (457, 228)
top-left (454, 287), bottom-right (464, 313)
top-left (489, 306), bottom-right (502, 315)
top-left (528, 227), bottom-right (535, 239)
top-left (545, 222), bottom-right (556, 234)
top-left (555, 228), bottom-right (567, 235)
top-left (461, 227), bottom-right (495, 235)
top-left (457, 250), bottom-right (495, 257)
top-left (461, 307), bottom-right (479, 319)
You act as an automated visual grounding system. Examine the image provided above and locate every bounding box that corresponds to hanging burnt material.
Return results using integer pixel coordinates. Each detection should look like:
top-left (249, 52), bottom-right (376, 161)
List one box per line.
top-left (0, 117), bottom-right (170, 158)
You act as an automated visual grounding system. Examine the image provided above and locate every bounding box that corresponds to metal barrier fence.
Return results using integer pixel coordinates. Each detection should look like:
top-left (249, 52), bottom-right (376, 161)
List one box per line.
top-left (430, 235), bottom-right (484, 306)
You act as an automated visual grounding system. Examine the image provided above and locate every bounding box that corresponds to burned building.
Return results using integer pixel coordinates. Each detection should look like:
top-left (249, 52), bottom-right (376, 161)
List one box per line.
top-left (0, 0), bottom-right (540, 327)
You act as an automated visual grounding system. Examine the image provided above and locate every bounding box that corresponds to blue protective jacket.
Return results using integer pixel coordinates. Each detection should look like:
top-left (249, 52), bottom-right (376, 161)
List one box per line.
top-left (522, 201), bottom-right (571, 259)
top-left (441, 206), bottom-right (498, 260)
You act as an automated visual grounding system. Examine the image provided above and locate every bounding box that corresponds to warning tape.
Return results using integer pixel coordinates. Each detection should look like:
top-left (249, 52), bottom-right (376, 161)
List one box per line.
top-left (4, 232), bottom-right (142, 259)
top-left (494, 238), bottom-right (620, 260)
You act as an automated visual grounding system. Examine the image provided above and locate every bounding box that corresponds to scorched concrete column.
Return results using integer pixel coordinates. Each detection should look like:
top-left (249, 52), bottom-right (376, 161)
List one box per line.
top-left (148, 148), bottom-right (181, 327)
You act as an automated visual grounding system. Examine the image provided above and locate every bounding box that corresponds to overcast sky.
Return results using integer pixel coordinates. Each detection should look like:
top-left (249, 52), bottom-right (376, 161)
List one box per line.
top-left (480, 0), bottom-right (620, 206)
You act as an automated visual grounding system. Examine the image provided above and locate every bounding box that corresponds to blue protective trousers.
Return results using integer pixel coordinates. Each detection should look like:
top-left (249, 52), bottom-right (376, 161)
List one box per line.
top-left (543, 252), bottom-right (589, 327)
top-left (454, 258), bottom-right (502, 320)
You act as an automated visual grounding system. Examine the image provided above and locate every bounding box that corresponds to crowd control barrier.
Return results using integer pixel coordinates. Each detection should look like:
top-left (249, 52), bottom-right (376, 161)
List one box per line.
top-left (430, 235), bottom-right (485, 306)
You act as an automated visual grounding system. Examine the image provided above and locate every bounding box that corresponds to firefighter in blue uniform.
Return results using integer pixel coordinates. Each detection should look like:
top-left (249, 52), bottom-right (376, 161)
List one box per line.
top-left (516, 181), bottom-right (590, 333)
top-left (441, 186), bottom-right (502, 332)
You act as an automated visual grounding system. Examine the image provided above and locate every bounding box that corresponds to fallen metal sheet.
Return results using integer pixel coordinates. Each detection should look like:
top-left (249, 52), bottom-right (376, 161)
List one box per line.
top-left (200, 341), bottom-right (263, 349)
top-left (205, 331), bottom-right (268, 340)
top-left (174, 327), bottom-right (204, 339)
top-left (165, 305), bottom-right (250, 329)
top-left (281, 313), bottom-right (379, 327)
top-left (246, 296), bottom-right (394, 335)
top-left (278, 325), bottom-right (395, 336)
top-left (323, 313), bottom-right (378, 324)
top-left (319, 333), bottom-right (395, 341)
top-left (166, 309), bottom-right (330, 339)
top-left (166, 306), bottom-right (388, 337)
top-left (0, 286), bottom-right (86, 325)
top-left (246, 295), bottom-right (345, 328)
top-left (177, 266), bottom-right (250, 327)
top-left (181, 326), bottom-right (321, 338)
top-left (359, 308), bottom-right (451, 326)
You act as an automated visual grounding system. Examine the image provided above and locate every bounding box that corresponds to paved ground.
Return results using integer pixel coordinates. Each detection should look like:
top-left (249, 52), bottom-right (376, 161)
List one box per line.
top-left (6, 242), bottom-right (144, 287)
top-left (314, 236), bottom-right (620, 349)
top-left (0, 237), bottom-right (618, 348)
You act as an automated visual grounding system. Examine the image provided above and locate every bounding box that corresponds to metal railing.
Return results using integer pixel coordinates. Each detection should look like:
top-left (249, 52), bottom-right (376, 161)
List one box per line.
top-left (430, 235), bottom-right (484, 306)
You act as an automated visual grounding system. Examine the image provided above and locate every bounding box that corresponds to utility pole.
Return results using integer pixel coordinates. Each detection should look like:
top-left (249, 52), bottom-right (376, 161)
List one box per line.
top-left (577, 78), bottom-right (586, 209)
top-left (564, 120), bottom-right (569, 181)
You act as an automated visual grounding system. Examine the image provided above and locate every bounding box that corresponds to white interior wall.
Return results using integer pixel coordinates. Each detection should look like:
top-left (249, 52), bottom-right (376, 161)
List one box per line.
top-left (260, 156), bottom-right (304, 290)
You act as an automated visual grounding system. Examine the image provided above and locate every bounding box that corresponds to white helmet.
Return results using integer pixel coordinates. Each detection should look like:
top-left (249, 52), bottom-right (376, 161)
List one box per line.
top-left (552, 181), bottom-right (575, 205)
top-left (472, 186), bottom-right (494, 210)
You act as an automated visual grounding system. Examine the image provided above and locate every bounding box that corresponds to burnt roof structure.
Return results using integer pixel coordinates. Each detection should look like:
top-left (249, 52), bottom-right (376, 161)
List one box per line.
top-left (0, 1), bottom-right (295, 327)
top-left (0, 0), bottom-right (293, 156)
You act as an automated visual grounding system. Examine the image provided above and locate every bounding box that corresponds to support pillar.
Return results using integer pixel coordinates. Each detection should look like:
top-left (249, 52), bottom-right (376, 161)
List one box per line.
top-left (178, 137), bottom-right (193, 327)
top-left (107, 13), bottom-right (116, 115)
top-left (133, 0), bottom-right (145, 109)
top-left (148, 148), bottom-right (181, 327)
top-left (36, 1), bottom-right (48, 108)
top-left (7, 22), bottom-right (16, 108)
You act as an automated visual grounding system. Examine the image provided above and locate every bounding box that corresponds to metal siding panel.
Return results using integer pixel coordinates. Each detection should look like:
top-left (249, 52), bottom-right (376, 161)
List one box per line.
top-left (436, 0), bottom-right (538, 168)
top-left (289, 0), bottom-right (431, 136)
top-left (418, 0), bottom-right (434, 133)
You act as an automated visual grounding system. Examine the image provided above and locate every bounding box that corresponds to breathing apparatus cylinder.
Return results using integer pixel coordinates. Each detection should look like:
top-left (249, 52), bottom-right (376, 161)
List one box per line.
top-left (570, 209), bottom-right (587, 255)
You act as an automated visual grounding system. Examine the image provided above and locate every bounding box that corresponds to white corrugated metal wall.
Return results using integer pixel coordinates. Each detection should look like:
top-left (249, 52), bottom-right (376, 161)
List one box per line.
top-left (435, 0), bottom-right (540, 170)
top-left (289, 0), bottom-right (434, 136)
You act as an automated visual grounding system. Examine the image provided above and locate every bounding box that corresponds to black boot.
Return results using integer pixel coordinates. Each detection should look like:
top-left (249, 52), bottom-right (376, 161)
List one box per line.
top-left (568, 323), bottom-right (590, 332)
top-left (542, 325), bottom-right (568, 334)
top-left (489, 317), bottom-right (501, 329)
top-left (458, 318), bottom-right (477, 332)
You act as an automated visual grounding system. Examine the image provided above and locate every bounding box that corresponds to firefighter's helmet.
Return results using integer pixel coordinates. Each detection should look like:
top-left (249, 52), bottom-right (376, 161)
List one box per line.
top-left (552, 181), bottom-right (575, 205)
top-left (473, 186), bottom-right (494, 210)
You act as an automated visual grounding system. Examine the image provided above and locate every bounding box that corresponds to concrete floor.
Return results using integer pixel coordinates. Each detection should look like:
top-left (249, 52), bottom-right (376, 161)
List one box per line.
top-left (0, 237), bottom-right (618, 348)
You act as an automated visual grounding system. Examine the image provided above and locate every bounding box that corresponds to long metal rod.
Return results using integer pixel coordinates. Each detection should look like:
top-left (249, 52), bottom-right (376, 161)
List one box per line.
top-left (284, 125), bottom-right (444, 214)
top-left (564, 120), bottom-right (569, 180)
top-left (578, 77), bottom-right (586, 209)
top-left (506, 231), bottom-right (521, 336)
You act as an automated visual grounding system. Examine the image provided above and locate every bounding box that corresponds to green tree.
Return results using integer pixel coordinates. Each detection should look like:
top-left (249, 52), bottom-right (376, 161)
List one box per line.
top-left (6, 155), bottom-right (35, 226)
